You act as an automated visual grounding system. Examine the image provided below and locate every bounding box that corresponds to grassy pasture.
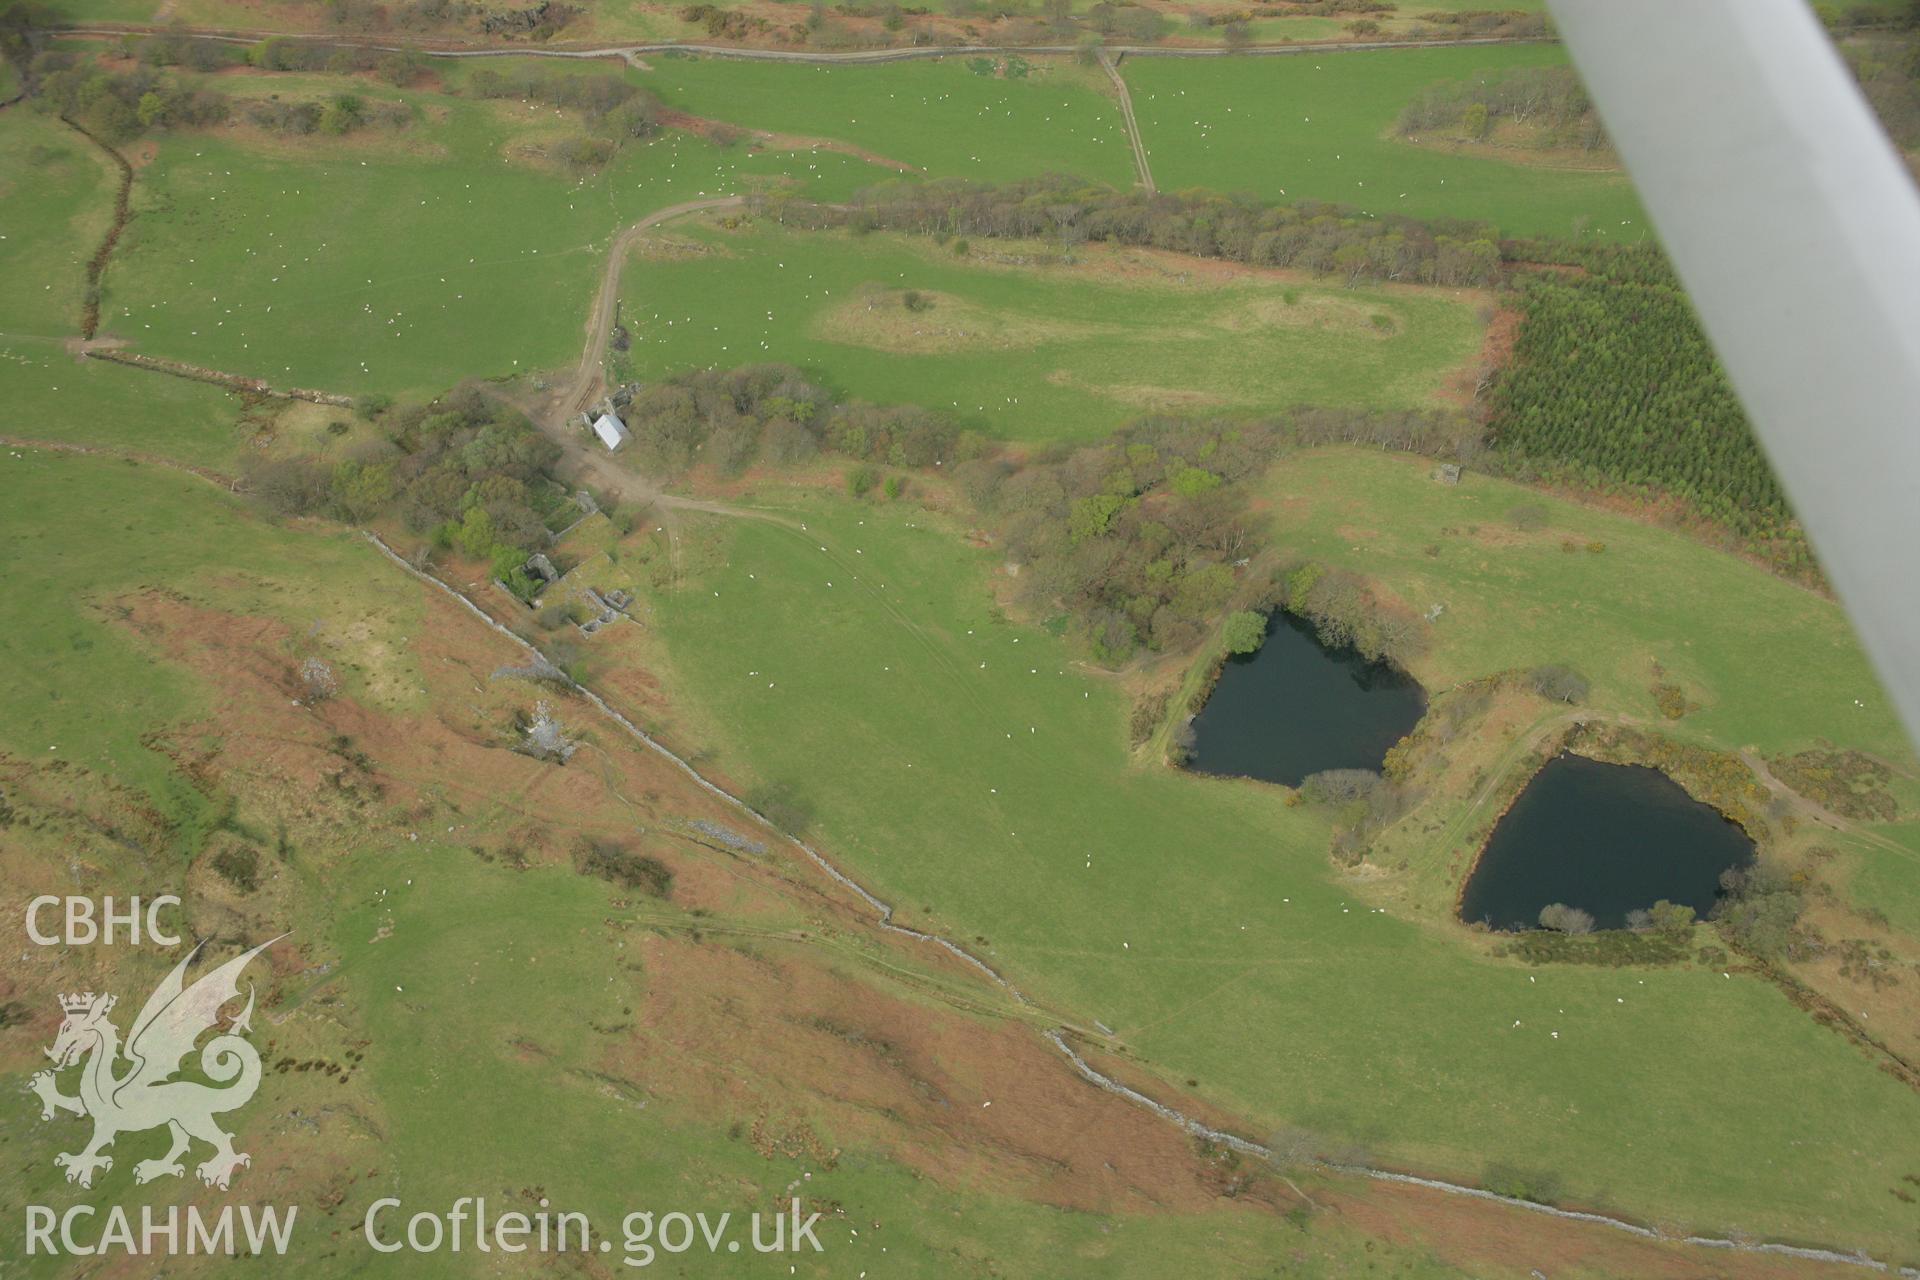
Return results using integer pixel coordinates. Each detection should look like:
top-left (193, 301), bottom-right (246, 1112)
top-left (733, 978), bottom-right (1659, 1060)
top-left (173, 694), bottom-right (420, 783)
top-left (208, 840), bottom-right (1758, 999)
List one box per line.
top-left (1852, 823), bottom-right (1920, 938)
top-left (1263, 449), bottom-right (1914, 761)
top-left (618, 219), bottom-right (1485, 441)
top-left (31, 0), bottom-right (163, 20)
top-left (96, 81), bottom-right (891, 397)
top-left (0, 111), bottom-right (117, 338)
top-left (0, 448), bottom-right (425, 848)
top-left (1123, 45), bottom-right (1645, 238)
top-left (637, 482), bottom-right (1920, 1256)
top-left (328, 841), bottom-right (1434, 1279)
top-left (0, 450), bottom-right (1472, 1280)
top-left (0, 347), bottom-right (251, 467)
top-left (1265, 448), bottom-right (1920, 1053)
top-left (631, 52), bottom-right (1139, 187)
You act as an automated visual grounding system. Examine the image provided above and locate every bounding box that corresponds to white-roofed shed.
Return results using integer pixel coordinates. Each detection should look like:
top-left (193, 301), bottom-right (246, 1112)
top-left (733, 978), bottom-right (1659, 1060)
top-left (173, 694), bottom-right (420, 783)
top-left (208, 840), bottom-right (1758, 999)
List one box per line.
top-left (592, 412), bottom-right (630, 451)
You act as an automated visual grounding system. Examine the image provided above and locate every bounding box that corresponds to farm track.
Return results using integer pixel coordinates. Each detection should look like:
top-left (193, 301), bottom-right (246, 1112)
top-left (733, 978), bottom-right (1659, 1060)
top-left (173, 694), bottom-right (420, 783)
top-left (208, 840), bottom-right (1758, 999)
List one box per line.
top-left (1097, 48), bottom-right (1154, 193)
top-left (550, 194), bottom-right (744, 429)
top-left (525, 191), bottom-right (789, 574)
top-left (1740, 747), bottom-right (1920, 866)
top-left (362, 526), bottom-right (1920, 1279)
top-left (540, 192), bottom-right (993, 691)
top-left (0, 433), bottom-right (237, 489)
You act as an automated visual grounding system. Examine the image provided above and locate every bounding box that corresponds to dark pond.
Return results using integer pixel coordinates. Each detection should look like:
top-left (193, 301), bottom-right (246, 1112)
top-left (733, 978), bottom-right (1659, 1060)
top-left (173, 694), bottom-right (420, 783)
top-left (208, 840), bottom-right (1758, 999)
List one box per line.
top-left (1459, 754), bottom-right (1756, 931)
top-left (1186, 610), bottom-right (1427, 788)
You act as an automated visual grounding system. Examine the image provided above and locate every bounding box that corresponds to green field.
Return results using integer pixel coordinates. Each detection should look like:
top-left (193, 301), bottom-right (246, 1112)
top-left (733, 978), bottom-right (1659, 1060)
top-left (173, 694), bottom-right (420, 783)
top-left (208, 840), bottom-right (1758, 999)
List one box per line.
top-left (1265, 449), bottom-right (1913, 760)
top-left (0, 447), bottom-right (430, 845)
top-left (0, 111), bottom-right (116, 338)
top-left (0, 453), bottom-right (1479, 1280)
top-left (10, 27), bottom-right (1920, 1272)
top-left (87, 85), bottom-right (890, 397)
top-left (1124, 46), bottom-right (1645, 238)
top-left (1854, 823), bottom-right (1920, 938)
top-left (325, 840), bottom-right (1443, 1280)
top-left (1264, 448), bottom-right (1920, 985)
top-left (633, 52), bottom-right (1139, 188)
top-left (618, 220), bottom-right (1485, 441)
top-left (30, 0), bottom-right (163, 20)
top-left (0, 347), bottom-right (252, 466)
top-left (638, 480), bottom-right (1920, 1258)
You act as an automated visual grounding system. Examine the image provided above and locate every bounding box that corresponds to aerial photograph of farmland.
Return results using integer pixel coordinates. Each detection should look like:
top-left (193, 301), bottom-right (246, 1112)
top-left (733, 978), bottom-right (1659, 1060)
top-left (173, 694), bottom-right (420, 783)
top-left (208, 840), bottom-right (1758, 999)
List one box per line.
top-left (4, 0), bottom-right (1920, 1274)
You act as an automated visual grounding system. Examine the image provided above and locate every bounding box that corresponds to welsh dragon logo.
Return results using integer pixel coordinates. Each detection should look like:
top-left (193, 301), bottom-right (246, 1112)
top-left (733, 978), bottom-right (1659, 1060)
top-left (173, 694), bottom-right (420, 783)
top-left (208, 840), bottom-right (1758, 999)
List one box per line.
top-left (28, 936), bottom-right (283, 1191)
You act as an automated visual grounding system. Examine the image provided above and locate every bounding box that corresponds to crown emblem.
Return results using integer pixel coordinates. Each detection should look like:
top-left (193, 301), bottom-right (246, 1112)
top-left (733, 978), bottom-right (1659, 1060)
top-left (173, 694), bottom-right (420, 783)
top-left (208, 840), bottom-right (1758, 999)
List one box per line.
top-left (34, 937), bottom-right (282, 1192)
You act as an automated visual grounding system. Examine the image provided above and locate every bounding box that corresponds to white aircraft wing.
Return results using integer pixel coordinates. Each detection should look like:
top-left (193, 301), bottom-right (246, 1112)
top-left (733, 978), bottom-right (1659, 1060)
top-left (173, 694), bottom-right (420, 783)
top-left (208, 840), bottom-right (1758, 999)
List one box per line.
top-left (1548, 0), bottom-right (1920, 748)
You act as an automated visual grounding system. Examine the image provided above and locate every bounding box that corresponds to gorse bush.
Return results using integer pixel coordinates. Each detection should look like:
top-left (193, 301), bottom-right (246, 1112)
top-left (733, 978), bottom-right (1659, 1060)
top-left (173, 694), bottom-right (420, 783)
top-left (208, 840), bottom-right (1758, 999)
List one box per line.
top-left (574, 839), bottom-right (674, 898)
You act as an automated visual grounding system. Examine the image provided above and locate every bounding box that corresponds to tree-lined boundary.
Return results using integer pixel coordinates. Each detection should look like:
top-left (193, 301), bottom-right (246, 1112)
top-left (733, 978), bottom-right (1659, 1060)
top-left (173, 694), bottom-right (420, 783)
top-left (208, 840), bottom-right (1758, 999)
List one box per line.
top-left (60, 114), bottom-right (132, 341)
top-left (51, 23), bottom-right (1553, 65)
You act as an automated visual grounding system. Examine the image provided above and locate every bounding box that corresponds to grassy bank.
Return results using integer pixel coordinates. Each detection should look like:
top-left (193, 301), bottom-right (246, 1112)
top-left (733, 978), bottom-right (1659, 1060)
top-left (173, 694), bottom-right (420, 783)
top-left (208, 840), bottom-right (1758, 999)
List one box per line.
top-left (617, 219), bottom-right (1485, 442)
top-left (633, 479), bottom-right (1920, 1257)
top-left (1124, 46), bottom-right (1643, 238)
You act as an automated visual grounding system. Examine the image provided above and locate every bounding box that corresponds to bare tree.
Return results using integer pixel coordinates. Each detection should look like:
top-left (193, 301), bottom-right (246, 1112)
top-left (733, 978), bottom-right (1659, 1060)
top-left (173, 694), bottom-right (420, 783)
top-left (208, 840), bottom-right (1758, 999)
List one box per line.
top-left (1263, 1126), bottom-right (1324, 1210)
top-left (1538, 903), bottom-right (1596, 935)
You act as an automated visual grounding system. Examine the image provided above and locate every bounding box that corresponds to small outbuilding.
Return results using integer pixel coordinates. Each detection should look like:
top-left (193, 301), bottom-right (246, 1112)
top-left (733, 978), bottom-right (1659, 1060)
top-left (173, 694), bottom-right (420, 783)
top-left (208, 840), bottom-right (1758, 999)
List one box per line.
top-left (592, 412), bottom-right (630, 451)
top-left (523, 553), bottom-right (559, 586)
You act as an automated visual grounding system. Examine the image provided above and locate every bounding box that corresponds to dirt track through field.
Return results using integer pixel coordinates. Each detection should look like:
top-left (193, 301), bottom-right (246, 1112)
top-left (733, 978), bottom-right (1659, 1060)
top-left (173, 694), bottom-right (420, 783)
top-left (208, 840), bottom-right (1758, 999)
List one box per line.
top-left (1098, 49), bottom-right (1155, 193)
top-left (520, 192), bottom-right (790, 576)
top-left (549, 194), bottom-right (745, 429)
top-left (0, 433), bottom-right (238, 489)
